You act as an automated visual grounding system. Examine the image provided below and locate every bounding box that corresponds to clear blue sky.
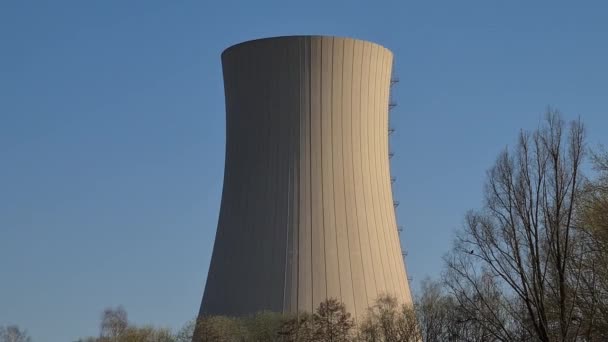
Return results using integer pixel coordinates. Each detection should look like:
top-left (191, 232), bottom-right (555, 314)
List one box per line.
top-left (1, 1), bottom-right (607, 341)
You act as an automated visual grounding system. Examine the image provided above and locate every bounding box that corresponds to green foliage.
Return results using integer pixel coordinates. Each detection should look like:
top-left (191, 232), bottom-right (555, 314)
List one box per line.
top-left (192, 315), bottom-right (245, 342)
top-left (192, 311), bottom-right (293, 342)
top-left (243, 311), bottom-right (289, 342)
top-left (117, 326), bottom-right (175, 342)
top-left (277, 313), bottom-right (313, 342)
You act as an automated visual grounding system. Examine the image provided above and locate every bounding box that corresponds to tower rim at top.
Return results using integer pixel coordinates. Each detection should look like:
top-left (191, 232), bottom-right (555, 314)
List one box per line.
top-left (221, 35), bottom-right (393, 58)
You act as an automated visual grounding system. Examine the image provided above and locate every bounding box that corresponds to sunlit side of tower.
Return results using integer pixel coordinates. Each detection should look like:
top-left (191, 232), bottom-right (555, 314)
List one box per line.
top-left (197, 35), bottom-right (413, 320)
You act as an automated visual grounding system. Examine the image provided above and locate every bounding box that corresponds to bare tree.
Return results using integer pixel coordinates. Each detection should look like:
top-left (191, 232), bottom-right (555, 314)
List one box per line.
top-left (414, 277), bottom-right (512, 342)
top-left (311, 298), bottom-right (354, 342)
top-left (77, 306), bottom-right (178, 342)
top-left (0, 326), bottom-right (31, 342)
top-left (444, 264), bottom-right (527, 341)
top-left (75, 338), bottom-right (98, 342)
top-left (444, 110), bottom-right (587, 341)
top-left (100, 306), bottom-right (128, 340)
top-left (278, 313), bottom-right (313, 342)
top-left (415, 279), bottom-right (452, 342)
top-left (359, 294), bottom-right (419, 342)
top-left (576, 147), bottom-right (608, 340)
top-left (174, 319), bottom-right (195, 342)
top-left (191, 315), bottom-right (244, 342)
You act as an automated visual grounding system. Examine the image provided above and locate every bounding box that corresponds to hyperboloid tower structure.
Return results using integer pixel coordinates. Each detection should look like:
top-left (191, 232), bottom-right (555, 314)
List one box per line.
top-left (197, 35), bottom-right (413, 321)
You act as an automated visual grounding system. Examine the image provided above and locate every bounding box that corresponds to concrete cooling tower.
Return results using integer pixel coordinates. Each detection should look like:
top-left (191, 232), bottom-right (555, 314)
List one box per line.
top-left (197, 35), bottom-right (413, 320)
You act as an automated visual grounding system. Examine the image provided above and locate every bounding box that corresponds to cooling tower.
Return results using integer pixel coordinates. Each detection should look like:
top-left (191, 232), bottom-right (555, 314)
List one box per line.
top-left (197, 35), bottom-right (413, 320)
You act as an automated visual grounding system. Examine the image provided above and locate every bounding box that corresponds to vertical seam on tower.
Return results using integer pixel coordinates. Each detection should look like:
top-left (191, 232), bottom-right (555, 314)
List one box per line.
top-left (283, 167), bottom-right (291, 312)
top-left (390, 54), bottom-right (405, 298)
top-left (373, 49), bottom-right (389, 293)
top-left (361, 44), bottom-right (379, 295)
top-left (382, 50), bottom-right (398, 296)
top-left (378, 50), bottom-right (397, 295)
top-left (386, 54), bottom-right (407, 301)
top-left (296, 37), bottom-right (301, 315)
top-left (379, 48), bottom-right (392, 292)
top-left (282, 44), bottom-right (291, 313)
top-left (235, 50), bottom-right (249, 313)
top-left (342, 39), bottom-right (357, 318)
top-left (320, 40), bottom-right (328, 300)
top-left (308, 37), bottom-right (314, 311)
top-left (352, 41), bottom-right (369, 309)
top-left (245, 48), bottom-right (256, 313)
top-left (390, 55), bottom-right (408, 301)
top-left (368, 45), bottom-right (389, 293)
top-left (331, 37), bottom-right (343, 302)
top-left (271, 41), bottom-right (281, 311)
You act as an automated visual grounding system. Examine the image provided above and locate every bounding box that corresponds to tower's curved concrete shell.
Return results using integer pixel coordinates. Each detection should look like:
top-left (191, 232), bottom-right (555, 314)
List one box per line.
top-left (198, 35), bottom-right (412, 319)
